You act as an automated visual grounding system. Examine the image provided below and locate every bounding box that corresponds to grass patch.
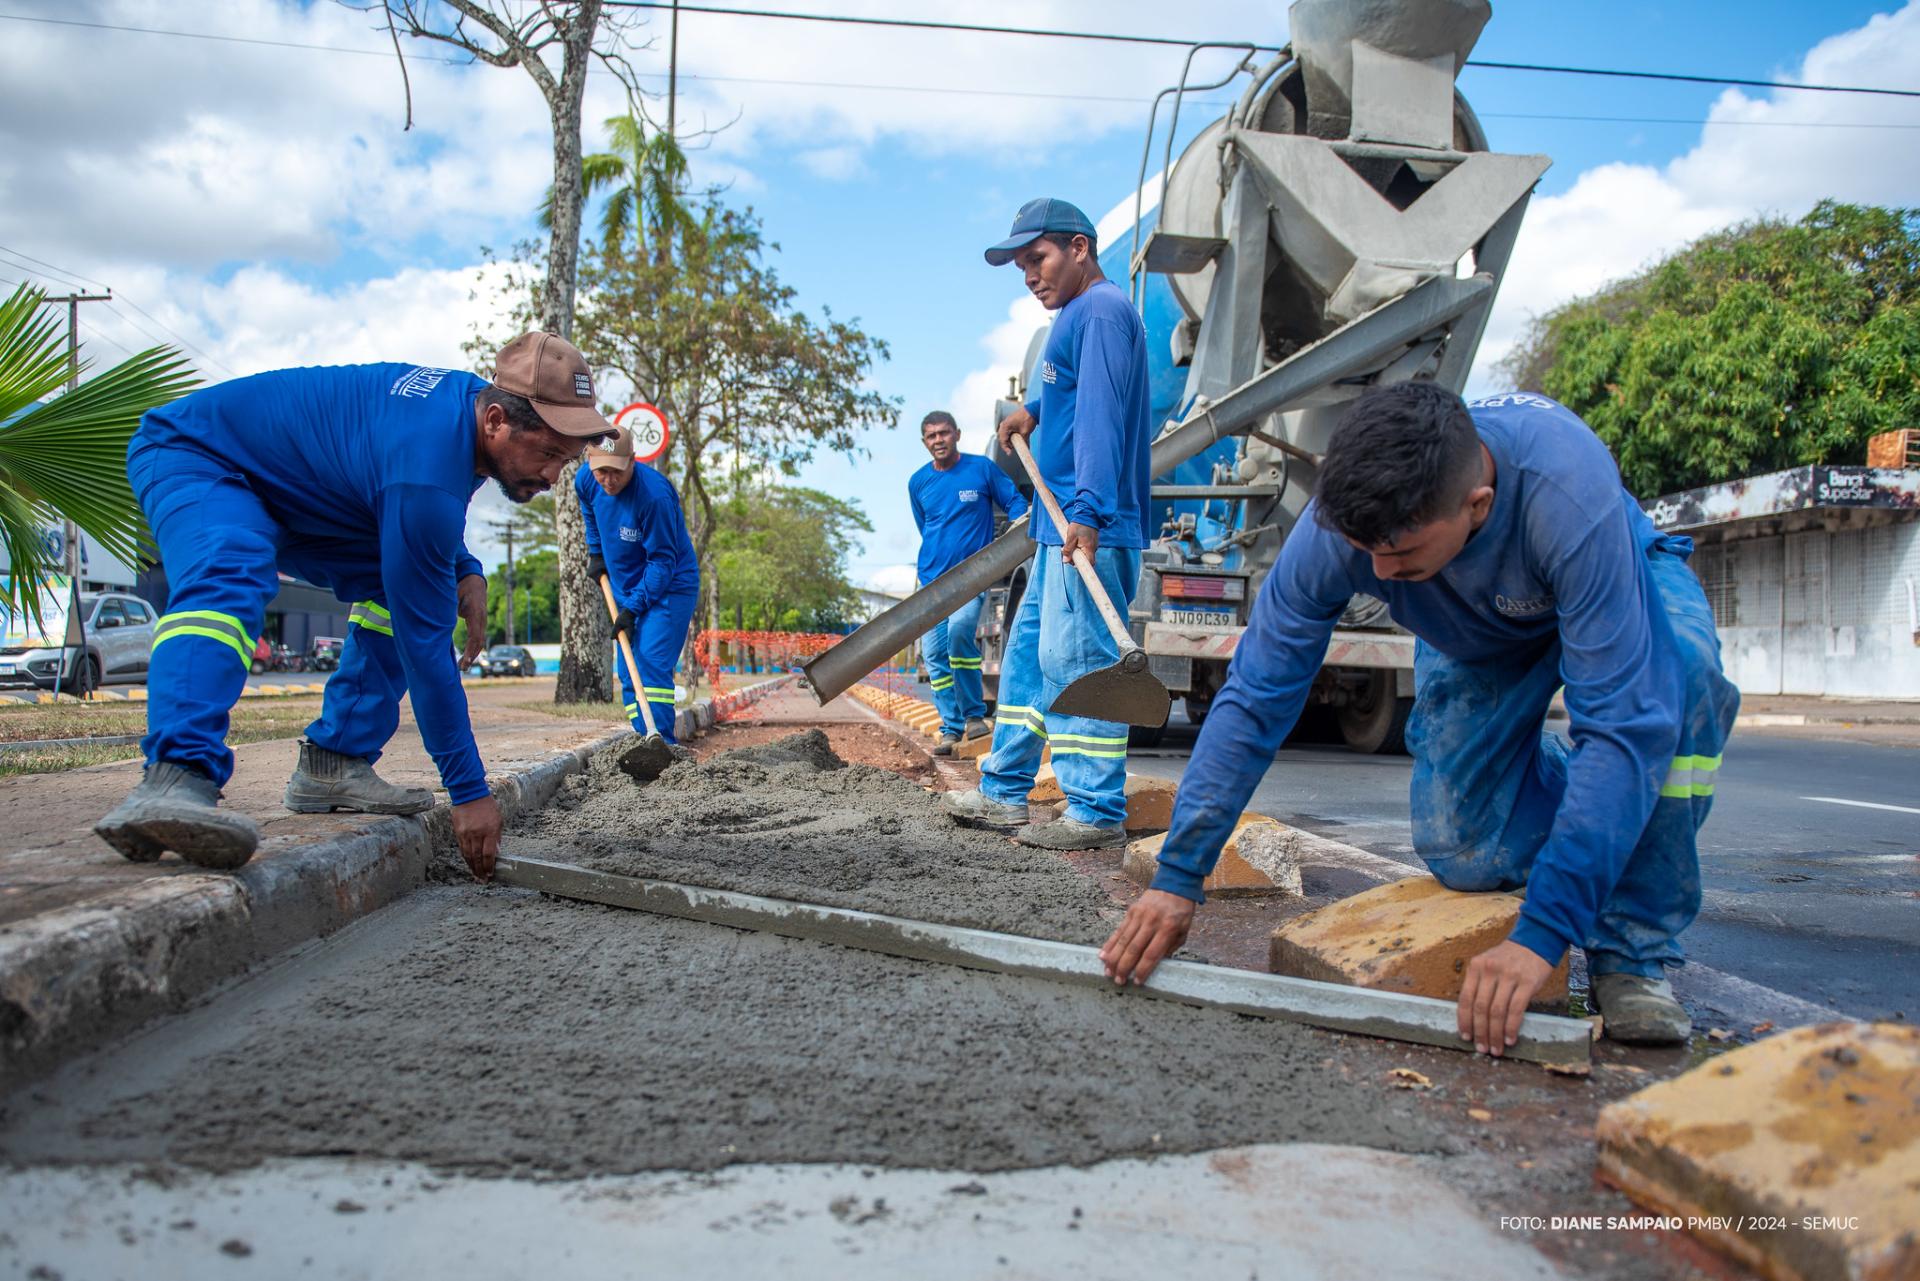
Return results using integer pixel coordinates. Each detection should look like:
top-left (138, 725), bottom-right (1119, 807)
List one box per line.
top-left (0, 697), bottom-right (330, 778)
top-left (509, 701), bottom-right (637, 722)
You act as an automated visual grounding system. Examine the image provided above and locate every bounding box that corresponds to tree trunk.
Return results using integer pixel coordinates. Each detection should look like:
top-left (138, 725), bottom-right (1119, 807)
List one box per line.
top-left (545, 1), bottom-right (613, 703)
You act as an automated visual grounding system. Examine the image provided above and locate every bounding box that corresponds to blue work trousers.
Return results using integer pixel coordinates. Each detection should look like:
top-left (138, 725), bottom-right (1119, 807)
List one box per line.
top-left (980, 547), bottom-right (1140, 828)
top-left (1406, 549), bottom-right (1740, 977)
top-left (615, 590), bottom-right (698, 743)
top-left (924, 590), bottom-right (986, 735)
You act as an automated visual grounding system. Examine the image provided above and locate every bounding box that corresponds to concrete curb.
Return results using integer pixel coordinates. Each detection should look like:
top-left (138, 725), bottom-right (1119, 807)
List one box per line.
top-left (0, 728), bottom-right (629, 1093)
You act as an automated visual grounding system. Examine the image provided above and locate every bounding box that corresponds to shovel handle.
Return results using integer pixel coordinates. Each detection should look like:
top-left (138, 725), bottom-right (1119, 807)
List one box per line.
top-left (600, 573), bottom-right (663, 739)
top-left (1007, 433), bottom-right (1141, 658)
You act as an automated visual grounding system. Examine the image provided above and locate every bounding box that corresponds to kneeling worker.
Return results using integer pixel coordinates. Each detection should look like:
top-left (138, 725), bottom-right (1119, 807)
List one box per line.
top-left (576, 426), bottom-right (699, 741)
top-left (96, 334), bottom-right (612, 880)
top-left (909, 409), bottom-right (1028, 755)
top-left (1100, 383), bottom-right (1739, 1051)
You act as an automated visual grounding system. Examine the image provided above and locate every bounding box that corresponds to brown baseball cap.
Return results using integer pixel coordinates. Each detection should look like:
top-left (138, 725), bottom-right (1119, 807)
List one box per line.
top-left (585, 425), bottom-right (636, 473)
top-left (491, 331), bottom-right (612, 438)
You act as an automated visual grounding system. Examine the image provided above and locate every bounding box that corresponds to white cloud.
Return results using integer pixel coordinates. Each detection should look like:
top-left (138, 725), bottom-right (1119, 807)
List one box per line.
top-left (796, 145), bottom-right (866, 181)
top-left (1472, 1), bottom-right (1920, 391)
top-left (944, 294), bottom-right (1050, 446)
top-left (863, 564), bottom-right (918, 596)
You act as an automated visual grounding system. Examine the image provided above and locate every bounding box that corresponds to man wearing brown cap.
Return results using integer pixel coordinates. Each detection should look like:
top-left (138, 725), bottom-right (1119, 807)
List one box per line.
top-left (575, 426), bottom-right (700, 742)
top-left (96, 332), bottom-right (610, 880)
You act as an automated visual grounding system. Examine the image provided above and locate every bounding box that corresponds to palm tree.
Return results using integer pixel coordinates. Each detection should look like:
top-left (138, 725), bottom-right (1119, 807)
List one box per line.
top-left (540, 111), bottom-right (698, 259)
top-left (0, 284), bottom-right (198, 627)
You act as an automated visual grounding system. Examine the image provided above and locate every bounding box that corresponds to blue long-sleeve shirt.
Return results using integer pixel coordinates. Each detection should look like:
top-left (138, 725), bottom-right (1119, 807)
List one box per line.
top-left (576, 462), bottom-right (699, 616)
top-left (136, 363), bottom-right (493, 804)
top-left (1022, 279), bottom-right (1153, 548)
top-left (909, 453), bottom-right (1029, 584)
top-left (1152, 393), bottom-right (1692, 966)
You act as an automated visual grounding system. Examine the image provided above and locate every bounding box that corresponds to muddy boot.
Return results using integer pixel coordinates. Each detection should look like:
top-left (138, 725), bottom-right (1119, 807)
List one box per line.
top-left (964, 717), bottom-right (992, 741)
top-left (940, 787), bottom-right (1028, 829)
top-left (94, 762), bottom-right (259, 870)
top-left (1591, 973), bottom-right (1691, 1046)
top-left (933, 732), bottom-right (960, 757)
top-left (283, 738), bottom-right (434, 816)
top-left (1014, 816), bottom-right (1127, 850)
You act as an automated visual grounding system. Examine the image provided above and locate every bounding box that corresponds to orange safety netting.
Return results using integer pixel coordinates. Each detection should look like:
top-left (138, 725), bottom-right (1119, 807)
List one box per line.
top-left (693, 629), bottom-right (841, 691)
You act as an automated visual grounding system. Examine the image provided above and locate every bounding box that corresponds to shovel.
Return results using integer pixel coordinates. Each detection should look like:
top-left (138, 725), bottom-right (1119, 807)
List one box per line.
top-left (1007, 433), bottom-right (1169, 728)
top-left (599, 574), bottom-right (677, 782)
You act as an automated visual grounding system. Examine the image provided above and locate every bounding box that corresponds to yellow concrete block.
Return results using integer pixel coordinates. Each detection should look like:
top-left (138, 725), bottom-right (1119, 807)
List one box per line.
top-left (1122, 775), bottom-right (1177, 832)
top-left (1597, 1022), bottom-right (1919, 1281)
top-left (1028, 763), bottom-right (1063, 804)
top-left (1268, 876), bottom-right (1568, 1006)
top-left (126, 687), bottom-right (147, 701)
top-left (953, 732), bottom-right (993, 760)
top-left (1123, 813), bottom-right (1302, 896)
top-left (88, 689), bottom-right (126, 702)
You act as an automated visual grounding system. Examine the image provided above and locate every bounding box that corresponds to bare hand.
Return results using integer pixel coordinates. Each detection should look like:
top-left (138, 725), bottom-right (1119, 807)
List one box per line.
top-left (997, 405), bottom-right (1036, 454)
top-left (1458, 939), bottom-right (1557, 1056)
top-left (457, 573), bottom-right (488, 666)
top-left (450, 794), bottom-right (502, 882)
top-left (1099, 889), bottom-right (1196, 986)
top-left (1061, 521), bottom-right (1100, 568)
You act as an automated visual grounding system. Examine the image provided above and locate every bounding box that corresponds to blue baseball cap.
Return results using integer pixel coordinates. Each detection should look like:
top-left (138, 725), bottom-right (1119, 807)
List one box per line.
top-left (984, 197), bottom-right (1097, 266)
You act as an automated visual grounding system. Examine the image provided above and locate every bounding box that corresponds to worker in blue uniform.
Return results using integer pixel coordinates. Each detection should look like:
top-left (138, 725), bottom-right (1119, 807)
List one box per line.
top-left (1099, 382), bottom-right (1740, 1048)
top-left (941, 197), bottom-right (1154, 850)
top-left (909, 409), bottom-right (1029, 756)
top-left (95, 332), bottom-right (612, 881)
top-left (576, 426), bottom-right (700, 742)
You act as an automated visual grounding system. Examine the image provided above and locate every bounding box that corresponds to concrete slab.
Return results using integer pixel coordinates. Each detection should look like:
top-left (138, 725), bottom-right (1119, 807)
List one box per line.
top-left (1123, 814), bottom-right (1303, 896)
top-left (1268, 876), bottom-right (1570, 1008)
top-left (0, 1146), bottom-right (1564, 1280)
top-left (1027, 769), bottom-right (1176, 831)
top-left (1596, 1021), bottom-right (1920, 1281)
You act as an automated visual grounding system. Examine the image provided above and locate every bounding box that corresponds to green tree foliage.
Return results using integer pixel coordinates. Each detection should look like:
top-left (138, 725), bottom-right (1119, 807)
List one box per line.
top-left (0, 285), bottom-right (197, 626)
top-left (1498, 201), bottom-right (1920, 496)
top-left (485, 548), bottom-right (560, 644)
top-left (711, 484), bottom-right (872, 630)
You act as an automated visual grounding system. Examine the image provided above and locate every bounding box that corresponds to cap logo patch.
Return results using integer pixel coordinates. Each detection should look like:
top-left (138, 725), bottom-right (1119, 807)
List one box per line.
top-left (574, 372), bottom-right (593, 399)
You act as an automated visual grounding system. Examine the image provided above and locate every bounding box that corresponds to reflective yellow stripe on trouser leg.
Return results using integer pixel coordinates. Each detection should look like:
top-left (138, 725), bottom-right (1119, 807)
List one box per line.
top-left (349, 600), bottom-right (393, 636)
top-left (1049, 731), bottom-right (1129, 761)
top-left (993, 703), bottom-right (1048, 739)
top-left (1659, 753), bottom-right (1722, 799)
top-left (151, 610), bottom-right (256, 669)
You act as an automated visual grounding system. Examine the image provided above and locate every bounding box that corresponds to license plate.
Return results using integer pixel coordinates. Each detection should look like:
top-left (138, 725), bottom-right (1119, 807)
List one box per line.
top-left (1161, 607), bottom-right (1235, 627)
top-left (0, 664), bottom-right (12, 674)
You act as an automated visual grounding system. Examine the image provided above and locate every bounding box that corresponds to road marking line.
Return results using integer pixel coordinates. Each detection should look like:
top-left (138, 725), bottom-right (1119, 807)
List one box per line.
top-left (1802, 796), bottom-right (1920, 816)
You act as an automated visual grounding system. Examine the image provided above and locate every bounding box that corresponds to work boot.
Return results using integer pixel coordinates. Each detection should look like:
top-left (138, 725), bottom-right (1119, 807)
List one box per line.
top-left (933, 732), bottom-right (960, 757)
top-left (283, 738), bottom-right (435, 816)
top-left (940, 787), bottom-right (1028, 830)
top-left (964, 717), bottom-right (992, 740)
top-left (94, 762), bottom-right (260, 870)
top-left (1013, 816), bottom-right (1127, 850)
top-left (1591, 973), bottom-right (1692, 1046)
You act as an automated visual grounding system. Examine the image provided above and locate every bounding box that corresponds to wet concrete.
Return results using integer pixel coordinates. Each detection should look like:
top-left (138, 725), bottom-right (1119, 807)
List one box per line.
top-left (0, 887), bottom-right (1441, 1179)
top-left (513, 730), bottom-right (1120, 945)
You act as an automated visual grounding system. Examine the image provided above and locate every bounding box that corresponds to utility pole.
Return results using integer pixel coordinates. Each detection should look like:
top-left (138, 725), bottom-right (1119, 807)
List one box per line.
top-left (483, 517), bottom-right (518, 646)
top-left (667, 0), bottom-right (679, 140)
top-left (46, 292), bottom-right (112, 588)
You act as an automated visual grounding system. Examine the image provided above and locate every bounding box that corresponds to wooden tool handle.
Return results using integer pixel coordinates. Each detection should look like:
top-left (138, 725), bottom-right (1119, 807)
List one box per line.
top-left (1006, 433), bottom-right (1140, 656)
top-left (600, 573), bottom-right (662, 739)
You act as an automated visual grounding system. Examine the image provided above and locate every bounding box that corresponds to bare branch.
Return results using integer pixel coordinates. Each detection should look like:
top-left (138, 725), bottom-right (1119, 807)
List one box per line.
top-left (383, 2), bottom-right (414, 130)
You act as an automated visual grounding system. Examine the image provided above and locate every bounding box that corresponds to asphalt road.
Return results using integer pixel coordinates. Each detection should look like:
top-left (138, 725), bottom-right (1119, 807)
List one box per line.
top-left (1119, 713), bottom-right (1919, 1022)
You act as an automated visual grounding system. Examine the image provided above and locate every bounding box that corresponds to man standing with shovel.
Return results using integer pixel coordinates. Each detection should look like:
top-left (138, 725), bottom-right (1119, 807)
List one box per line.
top-left (576, 426), bottom-right (699, 770)
top-left (941, 197), bottom-right (1155, 850)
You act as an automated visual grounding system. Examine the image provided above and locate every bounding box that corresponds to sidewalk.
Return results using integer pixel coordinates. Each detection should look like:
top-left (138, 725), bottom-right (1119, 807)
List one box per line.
top-left (0, 679), bottom-right (630, 1088)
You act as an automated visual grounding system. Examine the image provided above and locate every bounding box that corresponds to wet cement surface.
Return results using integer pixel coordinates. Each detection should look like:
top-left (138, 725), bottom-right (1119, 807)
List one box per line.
top-left (514, 730), bottom-right (1120, 945)
top-left (0, 888), bottom-right (1440, 1179)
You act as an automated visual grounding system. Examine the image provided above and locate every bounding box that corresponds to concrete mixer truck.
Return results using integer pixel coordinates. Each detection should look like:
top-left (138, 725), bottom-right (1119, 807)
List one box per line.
top-left (805, 0), bottom-right (1550, 752)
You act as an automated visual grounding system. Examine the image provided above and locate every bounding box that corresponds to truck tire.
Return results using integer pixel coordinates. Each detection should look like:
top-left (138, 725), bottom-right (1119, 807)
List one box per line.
top-left (1336, 672), bottom-right (1411, 755)
top-left (1129, 723), bottom-right (1165, 749)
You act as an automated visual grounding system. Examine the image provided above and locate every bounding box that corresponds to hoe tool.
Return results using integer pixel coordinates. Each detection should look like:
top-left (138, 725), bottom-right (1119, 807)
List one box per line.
top-left (1008, 433), bottom-right (1169, 728)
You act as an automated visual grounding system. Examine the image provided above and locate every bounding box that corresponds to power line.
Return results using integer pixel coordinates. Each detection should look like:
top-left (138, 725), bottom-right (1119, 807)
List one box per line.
top-left (9, 6), bottom-right (1918, 100)
top-left (602, 2), bottom-right (1920, 99)
top-left (0, 243), bottom-right (236, 377)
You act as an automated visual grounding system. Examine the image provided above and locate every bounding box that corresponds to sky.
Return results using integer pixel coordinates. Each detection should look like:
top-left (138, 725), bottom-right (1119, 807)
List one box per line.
top-left (2, 0), bottom-right (1918, 596)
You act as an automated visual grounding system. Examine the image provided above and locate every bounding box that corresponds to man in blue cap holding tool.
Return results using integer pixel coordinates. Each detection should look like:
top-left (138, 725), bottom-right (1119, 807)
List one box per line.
top-left (576, 423), bottom-right (700, 742)
top-left (941, 197), bottom-right (1153, 849)
top-left (95, 332), bottom-right (611, 882)
top-left (909, 409), bottom-right (1028, 756)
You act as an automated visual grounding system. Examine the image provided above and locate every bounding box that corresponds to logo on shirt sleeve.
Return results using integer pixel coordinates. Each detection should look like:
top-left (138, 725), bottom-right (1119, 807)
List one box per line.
top-left (958, 488), bottom-right (980, 503)
top-left (1494, 591), bottom-right (1555, 618)
top-left (1040, 361), bottom-right (1057, 384)
top-left (619, 526), bottom-right (641, 542)
top-left (390, 367), bottom-right (450, 398)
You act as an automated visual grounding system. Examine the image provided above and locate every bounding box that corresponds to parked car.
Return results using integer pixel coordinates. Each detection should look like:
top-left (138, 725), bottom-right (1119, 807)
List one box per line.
top-left (0, 592), bottom-right (158, 693)
top-left (480, 644), bottom-right (537, 677)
